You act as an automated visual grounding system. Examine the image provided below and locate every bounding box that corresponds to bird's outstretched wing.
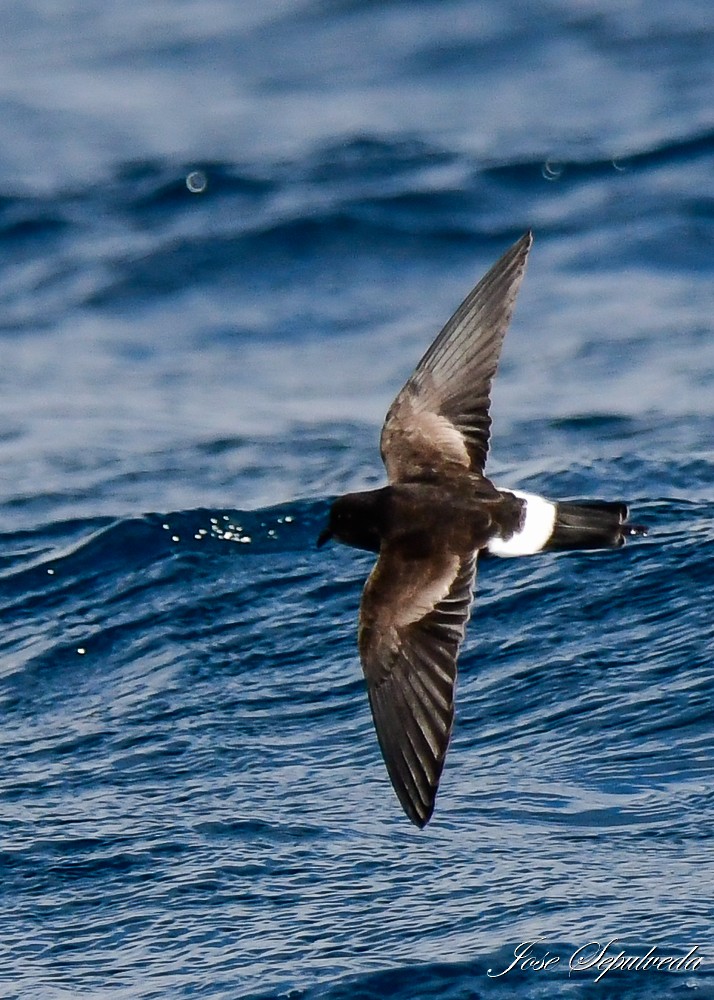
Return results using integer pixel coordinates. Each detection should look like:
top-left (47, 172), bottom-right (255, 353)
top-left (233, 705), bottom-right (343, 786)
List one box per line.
top-left (358, 540), bottom-right (478, 827)
top-left (380, 231), bottom-right (532, 483)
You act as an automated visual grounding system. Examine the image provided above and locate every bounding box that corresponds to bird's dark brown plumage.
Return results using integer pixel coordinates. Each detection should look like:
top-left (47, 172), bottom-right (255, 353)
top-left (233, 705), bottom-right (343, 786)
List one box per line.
top-left (318, 230), bottom-right (646, 827)
top-left (380, 231), bottom-right (532, 482)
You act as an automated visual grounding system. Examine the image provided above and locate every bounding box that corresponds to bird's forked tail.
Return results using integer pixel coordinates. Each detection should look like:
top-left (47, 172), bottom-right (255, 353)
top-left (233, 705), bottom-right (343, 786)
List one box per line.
top-left (487, 490), bottom-right (648, 557)
top-left (545, 499), bottom-right (647, 551)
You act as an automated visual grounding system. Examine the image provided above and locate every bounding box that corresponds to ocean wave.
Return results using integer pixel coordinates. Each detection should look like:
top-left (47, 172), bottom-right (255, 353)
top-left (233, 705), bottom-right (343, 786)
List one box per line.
top-left (3, 125), bottom-right (713, 318)
top-left (1, 2), bottom-right (712, 992)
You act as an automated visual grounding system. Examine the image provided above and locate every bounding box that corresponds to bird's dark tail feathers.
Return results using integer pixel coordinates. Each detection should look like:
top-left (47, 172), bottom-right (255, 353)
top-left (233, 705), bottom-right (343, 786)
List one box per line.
top-left (545, 500), bottom-right (648, 551)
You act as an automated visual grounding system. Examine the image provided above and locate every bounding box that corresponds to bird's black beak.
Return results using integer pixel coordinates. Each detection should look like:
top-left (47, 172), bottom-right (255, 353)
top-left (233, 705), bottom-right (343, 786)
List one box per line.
top-left (317, 527), bottom-right (333, 548)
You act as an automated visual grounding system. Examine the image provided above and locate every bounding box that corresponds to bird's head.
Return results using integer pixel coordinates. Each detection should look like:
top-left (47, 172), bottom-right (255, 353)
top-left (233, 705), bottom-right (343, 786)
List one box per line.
top-left (317, 491), bottom-right (385, 553)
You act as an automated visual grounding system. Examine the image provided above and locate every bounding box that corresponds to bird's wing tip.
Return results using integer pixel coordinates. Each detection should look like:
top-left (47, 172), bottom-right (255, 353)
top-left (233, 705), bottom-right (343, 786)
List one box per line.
top-left (517, 228), bottom-right (534, 256)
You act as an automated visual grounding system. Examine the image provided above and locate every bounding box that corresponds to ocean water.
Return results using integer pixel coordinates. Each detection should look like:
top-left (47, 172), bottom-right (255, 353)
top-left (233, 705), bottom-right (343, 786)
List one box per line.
top-left (1, 1), bottom-right (713, 998)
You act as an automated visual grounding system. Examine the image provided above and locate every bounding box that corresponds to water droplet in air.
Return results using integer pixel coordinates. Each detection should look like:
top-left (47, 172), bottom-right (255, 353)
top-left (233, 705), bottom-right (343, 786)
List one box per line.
top-left (541, 159), bottom-right (564, 181)
top-left (186, 170), bottom-right (207, 193)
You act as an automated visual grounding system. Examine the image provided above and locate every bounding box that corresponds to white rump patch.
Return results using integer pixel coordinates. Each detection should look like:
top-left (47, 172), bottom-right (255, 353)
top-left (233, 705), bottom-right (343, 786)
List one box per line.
top-left (487, 489), bottom-right (556, 557)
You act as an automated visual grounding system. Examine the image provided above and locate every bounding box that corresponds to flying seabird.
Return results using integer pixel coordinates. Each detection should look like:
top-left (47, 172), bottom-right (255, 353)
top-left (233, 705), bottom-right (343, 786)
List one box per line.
top-left (317, 231), bottom-right (647, 828)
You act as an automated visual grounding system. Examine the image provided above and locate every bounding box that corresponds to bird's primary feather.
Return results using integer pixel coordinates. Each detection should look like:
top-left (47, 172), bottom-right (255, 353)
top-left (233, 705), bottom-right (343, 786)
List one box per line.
top-left (380, 230), bottom-right (532, 482)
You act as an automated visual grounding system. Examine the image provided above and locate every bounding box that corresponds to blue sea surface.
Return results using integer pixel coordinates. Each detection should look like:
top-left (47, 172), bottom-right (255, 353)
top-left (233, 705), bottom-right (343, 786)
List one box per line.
top-left (1, 2), bottom-right (713, 998)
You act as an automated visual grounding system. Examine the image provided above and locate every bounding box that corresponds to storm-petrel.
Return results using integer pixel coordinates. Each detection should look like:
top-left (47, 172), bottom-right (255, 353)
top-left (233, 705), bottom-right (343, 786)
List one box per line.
top-left (317, 231), bottom-right (646, 828)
